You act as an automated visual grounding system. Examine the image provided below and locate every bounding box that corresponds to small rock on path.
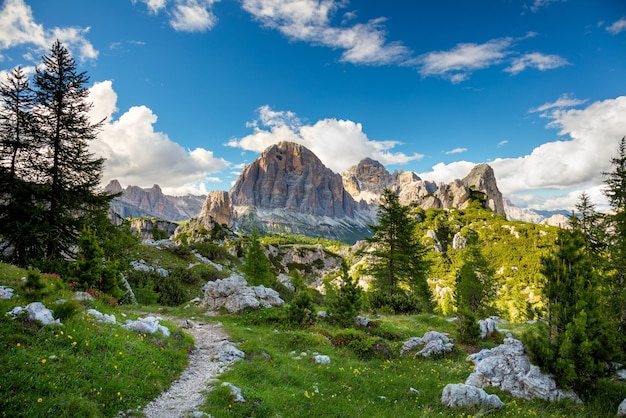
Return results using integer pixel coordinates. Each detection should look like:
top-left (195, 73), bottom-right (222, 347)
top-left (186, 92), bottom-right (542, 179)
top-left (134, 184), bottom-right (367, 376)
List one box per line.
top-left (142, 318), bottom-right (235, 418)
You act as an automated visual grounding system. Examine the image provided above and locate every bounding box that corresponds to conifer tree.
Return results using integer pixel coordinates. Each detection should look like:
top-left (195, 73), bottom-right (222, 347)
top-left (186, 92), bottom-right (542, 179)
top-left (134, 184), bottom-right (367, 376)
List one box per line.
top-left (326, 259), bottom-right (363, 327)
top-left (0, 67), bottom-right (45, 265)
top-left (525, 225), bottom-right (618, 395)
top-left (32, 40), bottom-right (111, 261)
top-left (241, 229), bottom-right (274, 286)
top-left (603, 137), bottom-right (626, 334)
top-left (367, 189), bottom-right (432, 312)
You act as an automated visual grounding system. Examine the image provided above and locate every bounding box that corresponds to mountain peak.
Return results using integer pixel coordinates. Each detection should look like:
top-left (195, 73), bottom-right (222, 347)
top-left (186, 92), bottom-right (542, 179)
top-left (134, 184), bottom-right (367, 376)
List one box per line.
top-left (229, 141), bottom-right (356, 217)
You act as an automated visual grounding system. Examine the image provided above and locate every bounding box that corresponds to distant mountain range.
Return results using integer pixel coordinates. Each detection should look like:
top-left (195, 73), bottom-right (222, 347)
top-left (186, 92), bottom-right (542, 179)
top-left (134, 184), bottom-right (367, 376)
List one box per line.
top-left (105, 141), bottom-right (568, 240)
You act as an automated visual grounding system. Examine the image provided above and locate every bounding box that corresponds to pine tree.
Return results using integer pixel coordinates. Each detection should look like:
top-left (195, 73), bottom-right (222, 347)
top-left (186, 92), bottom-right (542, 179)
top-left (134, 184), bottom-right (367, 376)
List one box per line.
top-left (241, 229), bottom-right (274, 286)
top-left (367, 189), bottom-right (432, 312)
top-left (326, 259), bottom-right (363, 327)
top-left (454, 231), bottom-right (496, 343)
top-left (603, 137), bottom-right (626, 334)
top-left (0, 67), bottom-right (45, 265)
top-left (525, 226), bottom-right (618, 395)
top-left (32, 40), bottom-right (111, 261)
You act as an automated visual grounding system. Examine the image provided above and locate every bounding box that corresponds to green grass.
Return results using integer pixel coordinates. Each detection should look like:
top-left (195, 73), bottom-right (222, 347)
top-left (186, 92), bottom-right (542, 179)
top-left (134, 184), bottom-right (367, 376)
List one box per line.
top-left (0, 263), bottom-right (194, 418)
top-left (197, 310), bottom-right (626, 418)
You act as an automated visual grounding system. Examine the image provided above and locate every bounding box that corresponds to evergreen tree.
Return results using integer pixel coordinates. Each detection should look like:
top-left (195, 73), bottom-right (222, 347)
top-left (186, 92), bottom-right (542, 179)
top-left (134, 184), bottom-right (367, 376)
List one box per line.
top-left (525, 226), bottom-right (618, 396)
top-left (241, 229), bottom-right (274, 286)
top-left (326, 259), bottom-right (363, 327)
top-left (0, 67), bottom-right (44, 265)
top-left (32, 40), bottom-right (112, 261)
top-left (367, 189), bottom-right (432, 312)
top-left (454, 231), bottom-right (496, 343)
top-left (74, 225), bottom-right (104, 289)
top-left (603, 137), bottom-right (626, 334)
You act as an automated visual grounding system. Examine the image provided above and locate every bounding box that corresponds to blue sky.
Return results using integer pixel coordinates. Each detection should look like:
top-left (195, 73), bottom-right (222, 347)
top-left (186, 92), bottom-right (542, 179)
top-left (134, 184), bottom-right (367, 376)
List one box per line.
top-left (1, 0), bottom-right (625, 212)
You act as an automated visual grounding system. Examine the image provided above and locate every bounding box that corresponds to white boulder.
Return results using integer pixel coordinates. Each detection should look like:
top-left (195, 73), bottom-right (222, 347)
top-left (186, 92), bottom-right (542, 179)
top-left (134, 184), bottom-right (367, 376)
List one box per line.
top-left (202, 274), bottom-right (284, 313)
top-left (0, 286), bottom-right (15, 299)
top-left (8, 302), bottom-right (61, 325)
top-left (465, 337), bottom-right (580, 403)
top-left (400, 331), bottom-right (453, 357)
top-left (86, 309), bottom-right (116, 324)
top-left (122, 316), bottom-right (170, 337)
top-left (441, 383), bottom-right (504, 409)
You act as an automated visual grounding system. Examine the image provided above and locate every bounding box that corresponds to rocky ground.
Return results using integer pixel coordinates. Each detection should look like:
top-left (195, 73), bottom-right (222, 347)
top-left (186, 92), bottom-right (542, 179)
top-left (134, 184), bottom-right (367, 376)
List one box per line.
top-left (142, 318), bottom-right (238, 418)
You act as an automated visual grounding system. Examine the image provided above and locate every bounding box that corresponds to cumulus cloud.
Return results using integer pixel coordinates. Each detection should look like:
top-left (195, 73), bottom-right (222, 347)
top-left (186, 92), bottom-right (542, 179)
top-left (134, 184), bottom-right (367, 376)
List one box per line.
top-left (133, 0), bottom-right (219, 32)
top-left (505, 52), bottom-right (569, 74)
top-left (227, 105), bottom-right (423, 173)
top-left (0, 0), bottom-right (97, 61)
top-left (241, 0), bottom-right (411, 65)
top-left (88, 81), bottom-right (229, 195)
top-left (420, 96), bottom-right (626, 211)
top-left (607, 17), bottom-right (626, 35)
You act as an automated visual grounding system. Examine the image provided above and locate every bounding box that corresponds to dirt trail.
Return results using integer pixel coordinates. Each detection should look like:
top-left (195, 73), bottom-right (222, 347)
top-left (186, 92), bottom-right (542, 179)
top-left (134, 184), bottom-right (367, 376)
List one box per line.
top-left (142, 318), bottom-right (234, 418)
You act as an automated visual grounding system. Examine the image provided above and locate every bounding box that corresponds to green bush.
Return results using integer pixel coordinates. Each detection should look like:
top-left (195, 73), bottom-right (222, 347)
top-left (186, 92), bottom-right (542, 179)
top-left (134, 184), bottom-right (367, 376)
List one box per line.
top-left (52, 299), bottom-right (80, 321)
top-left (331, 329), bottom-right (392, 359)
top-left (23, 269), bottom-right (46, 301)
top-left (366, 290), bottom-right (422, 314)
top-left (456, 308), bottom-right (481, 344)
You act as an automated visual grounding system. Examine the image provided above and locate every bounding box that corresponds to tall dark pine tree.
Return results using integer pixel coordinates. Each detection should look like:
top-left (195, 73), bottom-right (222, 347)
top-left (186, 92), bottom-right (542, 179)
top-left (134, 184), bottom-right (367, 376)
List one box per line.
top-left (32, 40), bottom-right (111, 261)
top-left (603, 137), bottom-right (626, 334)
top-left (368, 189), bottom-right (431, 311)
top-left (0, 67), bottom-right (44, 265)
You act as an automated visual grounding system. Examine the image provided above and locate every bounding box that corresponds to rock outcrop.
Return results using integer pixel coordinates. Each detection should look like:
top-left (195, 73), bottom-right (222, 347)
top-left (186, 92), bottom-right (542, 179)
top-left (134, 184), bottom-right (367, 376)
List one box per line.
top-left (202, 274), bottom-right (284, 313)
top-left (230, 142), bottom-right (357, 218)
top-left (441, 383), bottom-right (504, 409)
top-left (464, 337), bottom-right (580, 403)
top-left (400, 331), bottom-right (454, 357)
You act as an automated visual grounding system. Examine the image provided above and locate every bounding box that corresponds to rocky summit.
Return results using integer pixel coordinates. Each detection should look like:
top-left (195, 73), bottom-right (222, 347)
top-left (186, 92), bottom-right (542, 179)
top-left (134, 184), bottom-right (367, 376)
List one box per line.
top-left (108, 141), bottom-right (506, 242)
top-left (192, 141), bottom-right (505, 242)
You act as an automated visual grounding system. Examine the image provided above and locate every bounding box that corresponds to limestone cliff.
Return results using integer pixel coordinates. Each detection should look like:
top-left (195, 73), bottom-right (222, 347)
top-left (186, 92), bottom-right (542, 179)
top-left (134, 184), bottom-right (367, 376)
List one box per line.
top-left (105, 180), bottom-right (205, 221)
top-left (230, 141), bottom-right (357, 218)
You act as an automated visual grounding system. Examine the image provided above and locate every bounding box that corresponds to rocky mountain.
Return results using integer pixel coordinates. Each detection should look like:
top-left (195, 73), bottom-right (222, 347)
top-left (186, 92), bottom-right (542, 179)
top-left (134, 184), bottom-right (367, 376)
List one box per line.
top-left (105, 180), bottom-right (205, 222)
top-left (503, 198), bottom-right (571, 226)
top-left (184, 141), bottom-right (506, 243)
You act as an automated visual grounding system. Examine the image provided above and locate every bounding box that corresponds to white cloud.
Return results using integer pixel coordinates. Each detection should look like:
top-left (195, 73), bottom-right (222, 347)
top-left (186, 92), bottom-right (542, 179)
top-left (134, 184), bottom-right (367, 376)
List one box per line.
top-left (88, 81), bottom-right (229, 195)
top-left (607, 17), bottom-right (626, 35)
top-left (505, 52), bottom-right (569, 74)
top-left (227, 105), bottom-right (423, 173)
top-left (418, 161), bottom-right (477, 184)
top-left (528, 93), bottom-right (587, 114)
top-left (417, 38), bottom-right (511, 83)
top-left (241, 0), bottom-right (411, 65)
top-left (170, 0), bottom-right (219, 32)
top-left (133, 0), bottom-right (220, 33)
top-left (444, 147), bottom-right (468, 155)
top-left (422, 96), bottom-right (626, 211)
top-left (497, 140), bottom-right (509, 148)
top-left (529, 0), bottom-right (566, 13)
top-left (132, 0), bottom-right (167, 14)
top-left (0, 0), bottom-right (97, 61)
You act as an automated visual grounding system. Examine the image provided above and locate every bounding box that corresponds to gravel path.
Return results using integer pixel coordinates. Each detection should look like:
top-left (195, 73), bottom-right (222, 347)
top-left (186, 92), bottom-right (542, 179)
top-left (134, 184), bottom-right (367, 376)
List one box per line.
top-left (142, 319), bottom-right (236, 418)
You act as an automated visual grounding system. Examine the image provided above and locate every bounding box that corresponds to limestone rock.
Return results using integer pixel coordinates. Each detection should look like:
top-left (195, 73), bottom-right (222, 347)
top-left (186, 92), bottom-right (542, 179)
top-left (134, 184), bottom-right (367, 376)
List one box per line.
top-left (202, 274), bottom-right (284, 313)
top-left (618, 398), bottom-right (626, 416)
top-left (200, 191), bottom-right (234, 226)
top-left (106, 180), bottom-right (205, 221)
top-left (0, 286), bottom-right (14, 299)
top-left (230, 141), bottom-right (357, 218)
top-left (8, 302), bottom-right (61, 325)
top-left (478, 316), bottom-right (503, 339)
top-left (461, 164), bottom-right (505, 215)
top-left (128, 218), bottom-right (179, 240)
top-left (441, 383), bottom-right (504, 409)
top-left (400, 331), bottom-right (453, 357)
top-left (314, 355), bottom-right (331, 365)
top-left (122, 316), bottom-right (170, 337)
top-left (86, 309), bottom-right (116, 324)
top-left (465, 337), bottom-right (581, 403)
top-left (221, 382), bottom-right (246, 403)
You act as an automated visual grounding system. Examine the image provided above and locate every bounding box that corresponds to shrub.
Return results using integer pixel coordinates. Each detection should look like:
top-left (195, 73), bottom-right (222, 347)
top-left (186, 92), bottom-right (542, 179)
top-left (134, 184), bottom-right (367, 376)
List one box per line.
top-left (366, 290), bottom-right (422, 314)
top-left (23, 269), bottom-right (46, 301)
top-left (456, 308), bottom-right (481, 344)
top-left (53, 300), bottom-right (80, 321)
top-left (331, 329), bottom-right (392, 360)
